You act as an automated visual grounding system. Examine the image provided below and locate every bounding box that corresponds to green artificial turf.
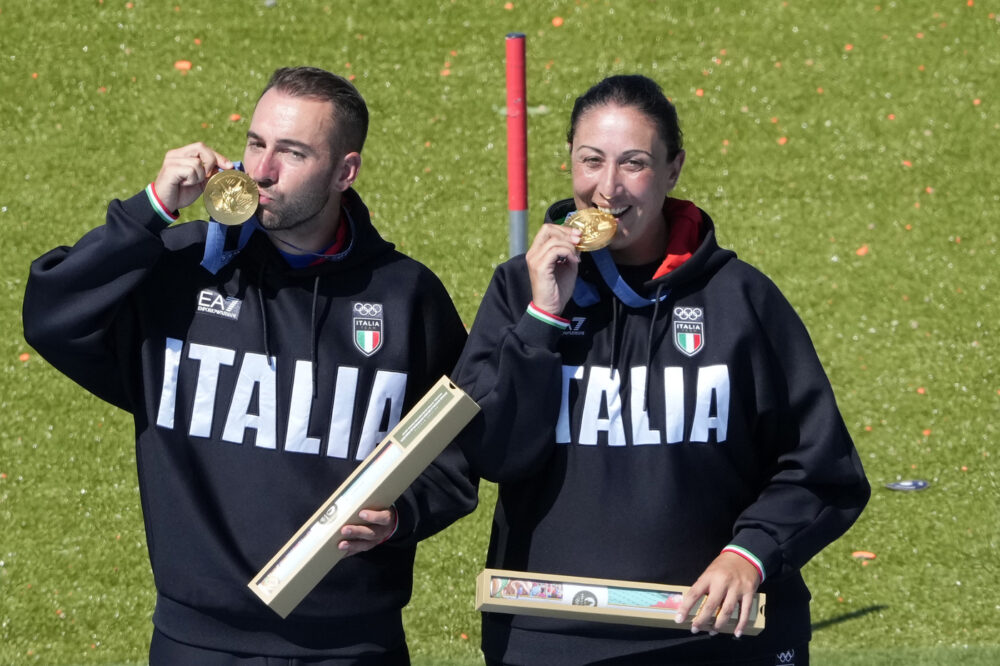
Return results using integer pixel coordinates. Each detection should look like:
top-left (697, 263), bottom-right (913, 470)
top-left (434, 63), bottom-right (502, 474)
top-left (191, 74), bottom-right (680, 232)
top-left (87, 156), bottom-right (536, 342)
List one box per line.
top-left (2, 1), bottom-right (998, 664)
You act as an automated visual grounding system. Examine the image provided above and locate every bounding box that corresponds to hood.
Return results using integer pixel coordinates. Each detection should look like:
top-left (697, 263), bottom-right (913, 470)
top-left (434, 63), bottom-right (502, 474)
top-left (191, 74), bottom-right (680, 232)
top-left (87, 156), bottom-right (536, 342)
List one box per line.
top-left (543, 197), bottom-right (736, 300)
top-left (213, 187), bottom-right (397, 280)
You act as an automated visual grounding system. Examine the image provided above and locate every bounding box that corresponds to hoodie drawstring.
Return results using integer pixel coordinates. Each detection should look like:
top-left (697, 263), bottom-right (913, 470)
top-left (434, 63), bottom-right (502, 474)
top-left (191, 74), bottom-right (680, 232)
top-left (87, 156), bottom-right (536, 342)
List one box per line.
top-left (609, 299), bottom-right (619, 379)
top-left (310, 275), bottom-right (320, 399)
top-left (644, 283), bottom-right (667, 411)
top-left (257, 263), bottom-right (273, 368)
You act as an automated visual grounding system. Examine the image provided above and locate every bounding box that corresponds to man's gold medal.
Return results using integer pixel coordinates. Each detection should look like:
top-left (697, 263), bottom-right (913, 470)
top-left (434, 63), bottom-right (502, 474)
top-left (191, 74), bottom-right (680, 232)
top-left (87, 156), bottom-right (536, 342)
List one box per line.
top-left (204, 170), bottom-right (259, 225)
top-left (565, 208), bottom-right (618, 251)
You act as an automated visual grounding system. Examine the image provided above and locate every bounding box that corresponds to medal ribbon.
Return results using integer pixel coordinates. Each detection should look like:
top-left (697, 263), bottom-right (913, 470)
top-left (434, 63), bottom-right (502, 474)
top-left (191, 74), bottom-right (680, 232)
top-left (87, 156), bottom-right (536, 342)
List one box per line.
top-left (200, 162), bottom-right (259, 274)
top-left (573, 249), bottom-right (671, 308)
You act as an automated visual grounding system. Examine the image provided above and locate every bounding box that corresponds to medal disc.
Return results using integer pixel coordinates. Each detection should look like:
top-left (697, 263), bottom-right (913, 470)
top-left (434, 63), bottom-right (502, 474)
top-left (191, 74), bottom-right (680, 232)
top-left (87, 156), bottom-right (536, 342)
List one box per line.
top-left (204, 170), bottom-right (259, 225)
top-left (565, 208), bottom-right (618, 251)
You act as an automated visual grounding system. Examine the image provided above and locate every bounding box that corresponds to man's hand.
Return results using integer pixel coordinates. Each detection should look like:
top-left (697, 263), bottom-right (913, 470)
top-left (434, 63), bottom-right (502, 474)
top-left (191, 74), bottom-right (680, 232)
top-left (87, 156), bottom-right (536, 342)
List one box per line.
top-left (153, 142), bottom-right (233, 213)
top-left (525, 223), bottom-right (582, 316)
top-left (674, 551), bottom-right (761, 638)
top-left (337, 507), bottom-right (397, 557)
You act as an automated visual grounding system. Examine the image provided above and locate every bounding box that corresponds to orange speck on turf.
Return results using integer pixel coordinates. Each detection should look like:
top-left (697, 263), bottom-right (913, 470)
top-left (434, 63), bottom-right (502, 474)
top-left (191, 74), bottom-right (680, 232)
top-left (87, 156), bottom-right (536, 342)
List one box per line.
top-left (917, 387), bottom-right (926, 394)
top-left (695, 88), bottom-right (704, 97)
top-left (229, 113), bottom-right (241, 122)
top-left (844, 44), bottom-right (854, 51)
top-left (19, 353), bottom-right (30, 362)
top-left (973, 98), bottom-right (981, 106)
top-left (902, 160), bottom-right (912, 167)
top-left (923, 429), bottom-right (932, 436)
top-left (552, 16), bottom-right (564, 27)
top-left (855, 244), bottom-right (869, 256)
top-left (888, 113), bottom-right (896, 120)
top-left (174, 60), bottom-right (193, 71)
top-left (777, 136), bottom-right (788, 145)
top-left (504, 2), bottom-right (513, 9)
top-left (817, 87), bottom-right (824, 94)
top-left (916, 32), bottom-right (924, 38)
top-left (194, 38), bottom-right (202, 45)
top-left (440, 69), bottom-right (451, 77)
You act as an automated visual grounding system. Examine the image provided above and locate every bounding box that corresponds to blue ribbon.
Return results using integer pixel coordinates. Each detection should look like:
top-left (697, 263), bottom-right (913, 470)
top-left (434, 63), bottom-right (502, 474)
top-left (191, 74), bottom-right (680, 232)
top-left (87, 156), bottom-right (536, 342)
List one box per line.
top-left (572, 248), bottom-right (671, 309)
top-left (200, 162), bottom-right (260, 275)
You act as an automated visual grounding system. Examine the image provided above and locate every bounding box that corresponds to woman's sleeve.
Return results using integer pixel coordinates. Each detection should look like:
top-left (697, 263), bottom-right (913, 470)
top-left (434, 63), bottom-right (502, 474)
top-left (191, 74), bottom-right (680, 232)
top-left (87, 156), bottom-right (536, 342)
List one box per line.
top-left (451, 264), bottom-right (568, 483)
top-left (727, 281), bottom-right (871, 581)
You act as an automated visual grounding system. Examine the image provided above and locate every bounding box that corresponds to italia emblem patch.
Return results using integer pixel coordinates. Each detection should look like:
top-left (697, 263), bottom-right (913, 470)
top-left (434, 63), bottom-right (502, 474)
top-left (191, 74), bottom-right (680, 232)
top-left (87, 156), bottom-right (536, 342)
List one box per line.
top-left (672, 306), bottom-right (705, 357)
top-left (353, 302), bottom-right (384, 356)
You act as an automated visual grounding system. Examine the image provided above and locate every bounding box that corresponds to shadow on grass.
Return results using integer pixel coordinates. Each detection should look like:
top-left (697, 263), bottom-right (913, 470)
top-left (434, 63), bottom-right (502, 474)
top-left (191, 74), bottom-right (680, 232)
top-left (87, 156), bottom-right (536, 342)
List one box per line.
top-left (811, 605), bottom-right (888, 632)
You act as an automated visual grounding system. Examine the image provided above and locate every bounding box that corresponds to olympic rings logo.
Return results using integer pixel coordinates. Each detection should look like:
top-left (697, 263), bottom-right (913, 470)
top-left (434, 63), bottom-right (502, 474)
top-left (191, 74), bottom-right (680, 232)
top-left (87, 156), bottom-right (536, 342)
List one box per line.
top-left (673, 307), bottom-right (703, 320)
top-left (354, 303), bottom-right (383, 316)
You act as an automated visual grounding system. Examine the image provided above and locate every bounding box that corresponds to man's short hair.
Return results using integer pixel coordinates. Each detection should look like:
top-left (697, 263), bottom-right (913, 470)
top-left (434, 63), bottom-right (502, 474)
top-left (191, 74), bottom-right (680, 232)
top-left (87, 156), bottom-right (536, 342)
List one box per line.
top-left (260, 66), bottom-right (369, 154)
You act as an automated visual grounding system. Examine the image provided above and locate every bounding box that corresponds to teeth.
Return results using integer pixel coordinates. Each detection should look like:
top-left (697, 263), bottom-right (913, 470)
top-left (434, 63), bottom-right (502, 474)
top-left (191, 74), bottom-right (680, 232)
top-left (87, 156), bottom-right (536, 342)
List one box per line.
top-left (596, 205), bottom-right (628, 216)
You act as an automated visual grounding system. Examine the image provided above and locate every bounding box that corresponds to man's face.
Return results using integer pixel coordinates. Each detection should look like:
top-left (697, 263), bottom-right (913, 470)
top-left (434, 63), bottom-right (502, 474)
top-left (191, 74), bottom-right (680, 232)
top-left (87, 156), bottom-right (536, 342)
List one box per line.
top-left (243, 89), bottom-right (349, 235)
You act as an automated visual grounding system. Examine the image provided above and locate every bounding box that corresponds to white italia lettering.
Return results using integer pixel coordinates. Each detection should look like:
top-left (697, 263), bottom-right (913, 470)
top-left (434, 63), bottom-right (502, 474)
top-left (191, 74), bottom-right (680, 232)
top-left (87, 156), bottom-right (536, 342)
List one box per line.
top-left (690, 364), bottom-right (730, 443)
top-left (629, 367), bottom-right (661, 446)
top-left (222, 352), bottom-right (277, 449)
top-left (284, 360), bottom-right (321, 454)
top-left (155, 337), bottom-right (184, 429)
top-left (664, 366), bottom-right (685, 444)
top-left (187, 343), bottom-right (237, 438)
top-left (355, 370), bottom-right (407, 460)
top-left (579, 367), bottom-right (626, 446)
top-left (556, 365), bottom-right (584, 443)
top-left (152, 340), bottom-right (411, 457)
top-left (557, 364), bottom-right (731, 446)
top-left (327, 367), bottom-right (359, 459)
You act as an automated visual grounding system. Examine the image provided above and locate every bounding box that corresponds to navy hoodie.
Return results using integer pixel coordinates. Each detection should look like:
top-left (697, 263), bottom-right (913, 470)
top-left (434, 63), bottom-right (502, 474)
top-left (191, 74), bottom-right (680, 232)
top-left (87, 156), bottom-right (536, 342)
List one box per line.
top-left (453, 198), bottom-right (869, 664)
top-left (23, 188), bottom-right (477, 658)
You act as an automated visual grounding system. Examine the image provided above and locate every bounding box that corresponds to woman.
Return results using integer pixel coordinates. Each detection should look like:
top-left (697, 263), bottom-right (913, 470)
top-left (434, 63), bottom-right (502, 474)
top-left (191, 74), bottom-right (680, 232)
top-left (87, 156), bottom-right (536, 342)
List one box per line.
top-left (454, 75), bottom-right (870, 665)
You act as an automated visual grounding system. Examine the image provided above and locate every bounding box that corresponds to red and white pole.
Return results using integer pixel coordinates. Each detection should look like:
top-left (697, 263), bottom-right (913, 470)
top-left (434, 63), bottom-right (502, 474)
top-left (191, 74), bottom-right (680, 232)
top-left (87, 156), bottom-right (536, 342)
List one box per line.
top-left (505, 32), bottom-right (528, 258)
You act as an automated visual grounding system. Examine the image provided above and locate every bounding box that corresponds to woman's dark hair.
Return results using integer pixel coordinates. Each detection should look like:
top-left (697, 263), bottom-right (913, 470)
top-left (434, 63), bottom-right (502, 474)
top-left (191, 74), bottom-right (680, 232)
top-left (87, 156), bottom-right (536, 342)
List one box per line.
top-left (260, 66), bottom-right (369, 154)
top-left (567, 75), bottom-right (683, 161)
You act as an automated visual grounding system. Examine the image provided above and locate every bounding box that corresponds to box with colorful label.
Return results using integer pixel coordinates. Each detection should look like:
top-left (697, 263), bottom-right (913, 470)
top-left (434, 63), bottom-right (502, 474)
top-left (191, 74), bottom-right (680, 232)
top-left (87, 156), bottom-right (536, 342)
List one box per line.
top-left (475, 568), bottom-right (766, 635)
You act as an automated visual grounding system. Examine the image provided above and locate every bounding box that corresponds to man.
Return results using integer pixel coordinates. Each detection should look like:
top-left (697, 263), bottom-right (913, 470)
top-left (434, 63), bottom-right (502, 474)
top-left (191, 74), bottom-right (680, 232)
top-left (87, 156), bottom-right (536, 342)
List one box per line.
top-left (23, 66), bottom-right (476, 665)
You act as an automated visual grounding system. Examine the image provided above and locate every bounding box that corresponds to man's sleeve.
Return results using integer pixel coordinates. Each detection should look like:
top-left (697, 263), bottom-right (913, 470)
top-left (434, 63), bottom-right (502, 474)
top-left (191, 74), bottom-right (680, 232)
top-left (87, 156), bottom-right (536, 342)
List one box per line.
top-left (23, 192), bottom-right (172, 411)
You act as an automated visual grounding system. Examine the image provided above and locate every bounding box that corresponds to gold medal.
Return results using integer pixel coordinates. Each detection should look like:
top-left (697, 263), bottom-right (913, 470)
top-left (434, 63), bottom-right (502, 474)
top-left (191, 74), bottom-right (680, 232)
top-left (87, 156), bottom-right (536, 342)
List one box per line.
top-left (204, 170), bottom-right (259, 225)
top-left (565, 208), bottom-right (618, 251)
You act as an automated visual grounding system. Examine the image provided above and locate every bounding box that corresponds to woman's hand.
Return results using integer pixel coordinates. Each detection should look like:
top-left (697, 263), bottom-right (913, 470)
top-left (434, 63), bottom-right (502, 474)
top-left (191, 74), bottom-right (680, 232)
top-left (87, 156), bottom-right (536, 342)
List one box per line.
top-left (525, 223), bottom-right (582, 316)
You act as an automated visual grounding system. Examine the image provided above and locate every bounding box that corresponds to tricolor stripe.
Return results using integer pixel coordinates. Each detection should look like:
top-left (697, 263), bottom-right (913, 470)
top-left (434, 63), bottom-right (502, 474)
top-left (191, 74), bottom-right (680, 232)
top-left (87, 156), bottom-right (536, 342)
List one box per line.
top-left (722, 545), bottom-right (765, 582)
top-left (527, 302), bottom-right (570, 330)
top-left (356, 330), bottom-right (381, 353)
top-left (145, 183), bottom-right (179, 224)
top-left (677, 332), bottom-right (702, 353)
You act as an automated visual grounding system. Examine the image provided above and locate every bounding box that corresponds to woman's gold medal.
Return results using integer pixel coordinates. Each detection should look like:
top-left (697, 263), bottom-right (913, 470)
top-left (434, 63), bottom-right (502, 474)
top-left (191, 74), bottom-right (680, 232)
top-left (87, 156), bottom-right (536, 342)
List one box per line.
top-left (565, 208), bottom-right (618, 251)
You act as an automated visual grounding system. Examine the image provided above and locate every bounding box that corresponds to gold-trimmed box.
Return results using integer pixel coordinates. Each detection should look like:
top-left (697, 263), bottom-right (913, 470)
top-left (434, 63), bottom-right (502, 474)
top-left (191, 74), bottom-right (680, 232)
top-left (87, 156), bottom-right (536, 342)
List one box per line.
top-left (475, 568), bottom-right (766, 635)
top-left (249, 376), bottom-right (479, 618)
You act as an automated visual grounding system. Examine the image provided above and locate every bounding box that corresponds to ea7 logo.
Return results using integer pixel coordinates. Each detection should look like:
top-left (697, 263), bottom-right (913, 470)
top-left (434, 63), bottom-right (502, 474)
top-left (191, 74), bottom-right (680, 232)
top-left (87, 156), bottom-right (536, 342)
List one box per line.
top-left (672, 306), bottom-right (705, 357)
top-left (196, 289), bottom-right (243, 321)
top-left (563, 316), bottom-right (588, 337)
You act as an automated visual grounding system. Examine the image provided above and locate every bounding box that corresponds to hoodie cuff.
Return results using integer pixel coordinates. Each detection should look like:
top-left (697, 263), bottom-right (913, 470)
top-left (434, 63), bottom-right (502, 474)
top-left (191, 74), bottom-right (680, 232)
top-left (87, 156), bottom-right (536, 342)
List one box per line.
top-left (722, 545), bottom-right (766, 583)
top-left (526, 302), bottom-right (570, 330)
top-left (144, 183), bottom-right (180, 224)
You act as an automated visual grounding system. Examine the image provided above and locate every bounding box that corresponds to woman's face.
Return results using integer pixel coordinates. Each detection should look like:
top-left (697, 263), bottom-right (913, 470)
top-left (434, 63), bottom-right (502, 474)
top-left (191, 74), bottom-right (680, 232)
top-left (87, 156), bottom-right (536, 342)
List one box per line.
top-left (571, 103), bottom-right (685, 264)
